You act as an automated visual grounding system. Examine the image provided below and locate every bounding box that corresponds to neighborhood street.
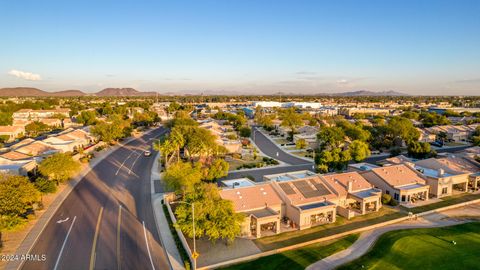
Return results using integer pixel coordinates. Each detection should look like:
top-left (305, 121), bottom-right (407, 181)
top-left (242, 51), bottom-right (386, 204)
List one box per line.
top-left (14, 127), bottom-right (170, 270)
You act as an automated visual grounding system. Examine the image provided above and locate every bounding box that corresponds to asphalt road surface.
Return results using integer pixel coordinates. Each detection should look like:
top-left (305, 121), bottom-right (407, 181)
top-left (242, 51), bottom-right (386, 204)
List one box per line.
top-left (20, 127), bottom-right (169, 270)
top-left (228, 128), bottom-right (473, 182)
top-left (251, 127), bottom-right (311, 165)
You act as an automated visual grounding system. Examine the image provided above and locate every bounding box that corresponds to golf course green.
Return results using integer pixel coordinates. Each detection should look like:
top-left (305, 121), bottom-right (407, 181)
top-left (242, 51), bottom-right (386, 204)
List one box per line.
top-left (338, 222), bottom-right (480, 270)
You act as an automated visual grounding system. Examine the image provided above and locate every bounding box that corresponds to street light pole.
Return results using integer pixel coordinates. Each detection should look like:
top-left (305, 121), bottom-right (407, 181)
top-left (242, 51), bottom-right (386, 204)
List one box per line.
top-left (192, 202), bottom-right (196, 270)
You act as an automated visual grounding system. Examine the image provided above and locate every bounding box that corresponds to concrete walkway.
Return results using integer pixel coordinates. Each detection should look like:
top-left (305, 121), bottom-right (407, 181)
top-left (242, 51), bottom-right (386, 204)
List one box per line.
top-left (150, 151), bottom-right (185, 270)
top-left (306, 204), bottom-right (480, 270)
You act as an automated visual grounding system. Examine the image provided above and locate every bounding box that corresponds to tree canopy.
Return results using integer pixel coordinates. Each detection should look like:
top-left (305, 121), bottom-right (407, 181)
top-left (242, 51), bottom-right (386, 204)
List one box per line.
top-left (163, 161), bottom-right (202, 196)
top-left (38, 153), bottom-right (81, 184)
top-left (0, 175), bottom-right (40, 217)
top-left (174, 183), bottom-right (244, 244)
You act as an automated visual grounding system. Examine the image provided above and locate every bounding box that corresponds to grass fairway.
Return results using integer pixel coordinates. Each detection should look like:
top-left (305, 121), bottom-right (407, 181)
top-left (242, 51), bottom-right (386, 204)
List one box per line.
top-left (221, 234), bottom-right (359, 270)
top-left (338, 222), bottom-right (480, 270)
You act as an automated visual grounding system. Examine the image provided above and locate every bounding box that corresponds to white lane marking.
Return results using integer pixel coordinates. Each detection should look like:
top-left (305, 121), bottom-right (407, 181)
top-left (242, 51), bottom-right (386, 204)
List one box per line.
top-left (115, 150), bottom-right (137, 175)
top-left (54, 216), bottom-right (77, 270)
top-left (142, 221), bottom-right (156, 270)
top-left (128, 152), bottom-right (142, 175)
top-left (56, 217), bottom-right (69, 224)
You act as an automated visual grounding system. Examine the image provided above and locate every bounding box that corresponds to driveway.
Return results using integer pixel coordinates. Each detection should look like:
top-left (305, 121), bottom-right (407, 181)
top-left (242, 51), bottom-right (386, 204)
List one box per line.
top-left (252, 127), bottom-right (312, 165)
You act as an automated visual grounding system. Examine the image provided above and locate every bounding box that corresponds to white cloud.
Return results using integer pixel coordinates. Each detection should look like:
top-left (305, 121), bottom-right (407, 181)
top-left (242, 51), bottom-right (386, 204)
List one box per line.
top-left (7, 69), bottom-right (42, 81)
top-left (336, 79), bottom-right (349, 84)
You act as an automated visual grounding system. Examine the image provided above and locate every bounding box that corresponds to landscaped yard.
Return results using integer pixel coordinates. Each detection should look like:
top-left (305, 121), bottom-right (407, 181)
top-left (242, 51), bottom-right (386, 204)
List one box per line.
top-left (273, 138), bottom-right (290, 145)
top-left (337, 222), bottom-right (480, 270)
top-left (221, 234), bottom-right (359, 270)
top-left (254, 207), bottom-right (406, 251)
top-left (402, 193), bottom-right (480, 214)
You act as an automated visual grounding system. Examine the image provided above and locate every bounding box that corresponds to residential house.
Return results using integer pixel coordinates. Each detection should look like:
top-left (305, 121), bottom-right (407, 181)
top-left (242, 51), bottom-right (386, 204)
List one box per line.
top-left (264, 171), bottom-right (337, 230)
top-left (199, 119), bottom-right (242, 153)
top-left (424, 124), bottom-right (479, 142)
top-left (0, 126), bottom-right (25, 142)
top-left (13, 108), bottom-right (70, 120)
top-left (0, 151), bottom-right (36, 176)
top-left (361, 164), bottom-right (430, 204)
top-left (11, 140), bottom-right (59, 157)
top-left (219, 180), bottom-right (283, 238)
top-left (293, 125), bottom-right (319, 149)
top-left (321, 172), bottom-right (382, 219)
top-left (414, 155), bottom-right (480, 196)
top-left (42, 128), bottom-right (94, 153)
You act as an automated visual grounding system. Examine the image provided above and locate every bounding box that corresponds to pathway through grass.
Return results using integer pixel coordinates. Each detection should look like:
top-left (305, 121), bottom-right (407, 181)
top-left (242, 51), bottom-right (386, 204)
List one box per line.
top-left (221, 234), bottom-right (359, 270)
top-left (337, 222), bottom-right (480, 270)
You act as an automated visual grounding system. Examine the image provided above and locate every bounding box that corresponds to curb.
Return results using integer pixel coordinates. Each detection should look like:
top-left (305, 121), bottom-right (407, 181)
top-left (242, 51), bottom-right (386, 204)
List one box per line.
top-left (253, 127), bottom-right (313, 163)
top-left (150, 152), bottom-right (185, 270)
top-left (6, 128), bottom-right (156, 270)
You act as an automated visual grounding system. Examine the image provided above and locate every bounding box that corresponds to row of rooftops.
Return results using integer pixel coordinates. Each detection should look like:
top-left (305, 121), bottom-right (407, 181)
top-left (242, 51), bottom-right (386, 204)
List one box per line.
top-left (220, 169), bottom-right (382, 213)
top-left (220, 151), bottom-right (480, 213)
top-left (0, 128), bottom-right (93, 162)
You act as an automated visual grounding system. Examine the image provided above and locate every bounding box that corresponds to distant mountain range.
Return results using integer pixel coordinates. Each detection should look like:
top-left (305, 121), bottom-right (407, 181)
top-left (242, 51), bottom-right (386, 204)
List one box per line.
top-left (0, 87), bottom-right (409, 97)
top-left (316, 90), bottom-right (409, 96)
top-left (0, 87), bottom-right (158, 97)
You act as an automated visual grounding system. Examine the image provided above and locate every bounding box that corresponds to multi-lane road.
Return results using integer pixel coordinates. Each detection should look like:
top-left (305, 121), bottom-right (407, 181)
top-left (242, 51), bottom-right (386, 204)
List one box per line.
top-left (18, 127), bottom-right (169, 270)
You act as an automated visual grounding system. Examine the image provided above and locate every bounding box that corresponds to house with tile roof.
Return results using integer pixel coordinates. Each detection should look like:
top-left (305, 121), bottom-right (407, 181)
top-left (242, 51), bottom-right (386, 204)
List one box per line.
top-left (0, 126), bottom-right (25, 142)
top-left (264, 171), bottom-right (337, 230)
top-left (320, 172), bottom-right (382, 219)
top-left (219, 181), bottom-right (283, 238)
top-left (414, 154), bottom-right (480, 197)
top-left (361, 164), bottom-right (430, 204)
top-left (0, 150), bottom-right (36, 176)
top-left (42, 128), bottom-right (94, 153)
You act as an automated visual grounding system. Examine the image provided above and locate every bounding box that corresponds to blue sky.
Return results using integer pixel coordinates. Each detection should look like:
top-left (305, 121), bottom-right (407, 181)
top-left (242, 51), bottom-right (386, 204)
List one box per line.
top-left (1, 0), bottom-right (479, 95)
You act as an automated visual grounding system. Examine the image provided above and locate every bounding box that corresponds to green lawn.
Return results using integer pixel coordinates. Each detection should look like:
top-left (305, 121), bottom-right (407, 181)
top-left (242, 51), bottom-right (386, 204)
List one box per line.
top-left (401, 193), bottom-right (480, 214)
top-left (254, 207), bottom-right (405, 251)
top-left (221, 234), bottom-right (359, 270)
top-left (337, 222), bottom-right (480, 270)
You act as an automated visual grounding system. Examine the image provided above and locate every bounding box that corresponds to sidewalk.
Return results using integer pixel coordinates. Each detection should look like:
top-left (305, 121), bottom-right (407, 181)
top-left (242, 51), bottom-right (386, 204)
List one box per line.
top-left (150, 151), bottom-right (185, 270)
top-left (6, 129), bottom-right (155, 270)
top-left (306, 204), bottom-right (480, 270)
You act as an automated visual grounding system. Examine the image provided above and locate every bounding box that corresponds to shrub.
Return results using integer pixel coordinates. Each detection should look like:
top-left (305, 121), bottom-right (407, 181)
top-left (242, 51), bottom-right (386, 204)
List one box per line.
top-left (0, 215), bottom-right (27, 231)
top-left (389, 199), bottom-right (399, 206)
top-left (381, 194), bottom-right (392, 205)
top-left (34, 177), bottom-right (57, 194)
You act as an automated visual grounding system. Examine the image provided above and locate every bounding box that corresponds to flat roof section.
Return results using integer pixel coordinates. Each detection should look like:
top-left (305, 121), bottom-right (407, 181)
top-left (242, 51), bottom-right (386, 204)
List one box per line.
top-left (221, 178), bottom-right (256, 189)
top-left (299, 201), bottom-right (331, 211)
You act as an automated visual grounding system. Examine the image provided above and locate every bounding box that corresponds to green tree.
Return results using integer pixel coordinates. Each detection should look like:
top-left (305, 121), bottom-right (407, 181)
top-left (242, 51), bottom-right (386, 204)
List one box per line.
top-left (163, 161), bottom-right (202, 197)
top-left (280, 108), bottom-right (304, 134)
top-left (76, 110), bottom-right (97, 126)
top-left (203, 159), bottom-right (229, 181)
top-left (472, 127), bottom-right (480, 146)
top-left (0, 112), bottom-right (13, 126)
top-left (239, 127), bottom-right (252, 138)
top-left (175, 183), bottom-right (244, 244)
top-left (0, 175), bottom-right (40, 217)
top-left (349, 140), bottom-right (371, 162)
top-left (34, 177), bottom-right (57, 194)
top-left (38, 153), bottom-right (81, 184)
top-left (315, 148), bottom-right (351, 172)
top-left (317, 126), bottom-right (345, 150)
top-left (386, 117), bottom-right (420, 145)
top-left (407, 141), bottom-right (433, 159)
top-left (25, 121), bottom-right (50, 137)
top-left (295, 138), bottom-right (308, 149)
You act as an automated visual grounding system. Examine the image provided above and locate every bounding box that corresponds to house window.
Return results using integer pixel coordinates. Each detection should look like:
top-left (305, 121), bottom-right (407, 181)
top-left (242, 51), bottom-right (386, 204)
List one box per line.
top-left (442, 187), bottom-right (448, 195)
top-left (386, 190), bottom-right (390, 195)
top-left (394, 193), bottom-right (399, 200)
top-left (401, 195), bottom-right (406, 202)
